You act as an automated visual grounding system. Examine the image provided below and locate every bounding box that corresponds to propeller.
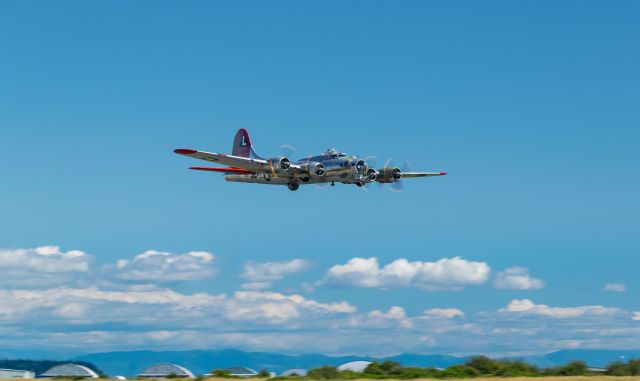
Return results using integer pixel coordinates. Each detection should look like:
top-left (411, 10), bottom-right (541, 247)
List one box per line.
top-left (374, 159), bottom-right (409, 192)
top-left (379, 158), bottom-right (394, 189)
top-left (280, 144), bottom-right (296, 160)
top-left (390, 161), bottom-right (411, 192)
top-left (358, 156), bottom-right (378, 191)
top-left (363, 156), bottom-right (378, 171)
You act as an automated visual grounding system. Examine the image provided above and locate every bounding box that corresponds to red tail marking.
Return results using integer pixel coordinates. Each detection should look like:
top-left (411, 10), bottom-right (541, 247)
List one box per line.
top-left (232, 129), bottom-right (252, 157)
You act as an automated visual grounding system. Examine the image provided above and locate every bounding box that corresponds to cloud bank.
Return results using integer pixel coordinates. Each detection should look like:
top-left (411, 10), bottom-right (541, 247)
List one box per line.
top-left (0, 245), bottom-right (636, 356)
top-left (0, 246), bottom-right (92, 288)
top-left (114, 250), bottom-right (217, 282)
top-left (1, 285), bottom-right (637, 356)
top-left (321, 257), bottom-right (490, 290)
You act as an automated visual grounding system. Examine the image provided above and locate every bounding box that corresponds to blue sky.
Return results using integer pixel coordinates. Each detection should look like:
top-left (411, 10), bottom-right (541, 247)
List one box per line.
top-left (0, 0), bottom-right (639, 356)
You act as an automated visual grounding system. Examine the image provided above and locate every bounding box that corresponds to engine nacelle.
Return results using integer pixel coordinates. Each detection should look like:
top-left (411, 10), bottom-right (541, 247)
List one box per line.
top-left (267, 156), bottom-right (291, 172)
top-left (300, 162), bottom-right (326, 178)
top-left (377, 167), bottom-right (402, 183)
top-left (366, 168), bottom-right (378, 182)
top-left (355, 159), bottom-right (367, 173)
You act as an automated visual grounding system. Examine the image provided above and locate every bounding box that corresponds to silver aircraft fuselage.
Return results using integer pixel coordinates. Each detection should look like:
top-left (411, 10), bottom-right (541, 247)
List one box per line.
top-left (224, 149), bottom-right (367, 186)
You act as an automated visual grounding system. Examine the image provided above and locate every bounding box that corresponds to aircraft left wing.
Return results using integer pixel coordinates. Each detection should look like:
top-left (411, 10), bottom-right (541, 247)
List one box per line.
top-left (402, 172), bottom-right (448, 178)
top-left (174, 149), bottom-right (270, 172)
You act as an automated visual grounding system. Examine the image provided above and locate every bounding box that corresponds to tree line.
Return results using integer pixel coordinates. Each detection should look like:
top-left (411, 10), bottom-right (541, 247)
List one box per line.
top-left (263, 356), bottom-right (640, 379)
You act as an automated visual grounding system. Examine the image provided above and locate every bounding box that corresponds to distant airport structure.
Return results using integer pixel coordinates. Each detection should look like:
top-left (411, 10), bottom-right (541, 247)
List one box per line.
top-left (41, 364), bottom-right (99, 378)
top-left (0, 368), bottom-right (35, 379)
top-left (225, 366), bottom-right (259, 377)
top-left (337, 361), bottom-right (373, 372)
top-left (138, 364), bottom-right (195, 378)
top-left (281, 368), bottom-right (308, 376)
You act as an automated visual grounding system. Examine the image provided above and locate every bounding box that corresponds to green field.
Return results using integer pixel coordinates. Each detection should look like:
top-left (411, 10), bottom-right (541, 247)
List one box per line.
top-left (5, 378), bottom-right (640, 381)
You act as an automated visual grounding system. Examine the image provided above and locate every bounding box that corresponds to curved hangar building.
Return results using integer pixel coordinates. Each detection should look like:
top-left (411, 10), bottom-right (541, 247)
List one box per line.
top-left (337, 361), bottom-right (373, 373)
top-left (41, 364), bottom-right (99, 379)
top-left (226, 367), bottom-right (258, 377)
top-left (0, 368), bottom-right (36, 379)
top-left (281, 369), bottom-right (308, 377)
top-left (138, 364), bottom-right (195, 378)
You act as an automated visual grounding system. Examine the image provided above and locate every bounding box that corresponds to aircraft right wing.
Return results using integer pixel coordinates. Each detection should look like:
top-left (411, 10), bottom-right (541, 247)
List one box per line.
top-left (402, 172), bottom-right (448, 178)
top-left (174, 149), bottom-right (270, 172)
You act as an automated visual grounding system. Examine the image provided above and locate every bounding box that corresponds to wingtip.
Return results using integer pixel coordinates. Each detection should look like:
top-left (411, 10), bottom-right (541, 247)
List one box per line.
top-left (440, 172), bottom-right (448, 175)
top-left (174, 148), bottom-right (198, 155)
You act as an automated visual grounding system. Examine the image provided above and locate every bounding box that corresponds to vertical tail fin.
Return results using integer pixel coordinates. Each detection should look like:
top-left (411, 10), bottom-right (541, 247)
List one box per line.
top-left (232, 128), bottom-right (262, 159)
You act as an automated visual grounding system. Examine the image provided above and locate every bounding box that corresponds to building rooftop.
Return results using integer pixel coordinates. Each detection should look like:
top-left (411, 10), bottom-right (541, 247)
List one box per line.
top-left (337, 361), bottom-right (373, 373)
top-left (226, 367), bottom-right (258, 377)
top-left (281, 368), bottom-right (308, 377)
top-left (41, 364), bottom-right (99, 378)
top-left (139, 363), bottom-right (195, 378)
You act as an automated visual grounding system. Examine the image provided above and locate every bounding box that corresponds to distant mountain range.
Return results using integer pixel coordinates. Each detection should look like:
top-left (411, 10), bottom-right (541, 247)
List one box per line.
top-left (75, 349), bottom-right (463, 376)
top-left (4, 348), bottom-right (640, 377)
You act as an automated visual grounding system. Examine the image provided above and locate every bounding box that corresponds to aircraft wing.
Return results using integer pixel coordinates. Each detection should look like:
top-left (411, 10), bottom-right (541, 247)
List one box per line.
top-left (402, 171), bottom-right (448, 178)
top-left (189, 166), bottom-right (252, 174)
top-left (174, 149), bottom-right (270, 172)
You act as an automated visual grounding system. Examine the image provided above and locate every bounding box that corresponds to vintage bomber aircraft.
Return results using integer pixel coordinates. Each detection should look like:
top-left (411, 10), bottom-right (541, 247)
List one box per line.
top-left (174, 129), bottom-right (447, 191)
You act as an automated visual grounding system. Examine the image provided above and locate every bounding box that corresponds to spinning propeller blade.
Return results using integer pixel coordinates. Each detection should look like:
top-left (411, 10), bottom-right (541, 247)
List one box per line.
top-left (280, 144), bottom-right (296, 159)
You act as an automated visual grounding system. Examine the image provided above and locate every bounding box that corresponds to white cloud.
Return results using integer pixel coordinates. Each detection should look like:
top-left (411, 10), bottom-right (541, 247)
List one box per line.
top-left (422, 308), bottom-right (465, 319)
top-left (0, 246), bottom-right (92, 287)
top-left (633, 312), bottom-right (640, 321)
top-left (114, 250), bottom-right (216, 282)
top-left (369, 306), bottom-right (408, 320)
top-left (322, 257), bottom-right (490, 290)
top-left (369, 306), bottom-right (413, 328)
top-left (241, 259), bottom-right (311, 289)
top-left (604, 283), bottom-right (627, 292)
top-left (241, 282), bottom-right (273, 290)
top-left (492, 267), bottom-right (544, 290)
top-left (0, 246), bottom-right (91, 272)
top-left (346, 306), bottom-right (413, 329)
top-left (500, 299), bottom-right (620, 318)
top-left (232, 291), bottom-right (356, 316)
